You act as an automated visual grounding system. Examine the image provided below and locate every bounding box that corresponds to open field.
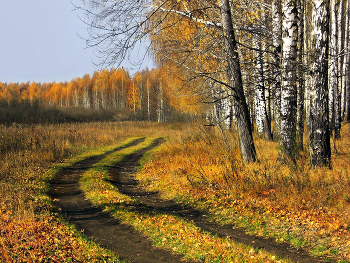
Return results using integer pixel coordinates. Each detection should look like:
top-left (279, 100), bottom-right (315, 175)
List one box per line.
top-left (1, 121), bottom-right (349, 262)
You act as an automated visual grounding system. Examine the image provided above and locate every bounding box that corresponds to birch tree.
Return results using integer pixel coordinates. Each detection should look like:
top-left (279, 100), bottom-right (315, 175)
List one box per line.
top-left (296, 0), bottom-right (306, 149)
top-left (272, 0), bottom-right (283, 141)
top-left (308, 0), bottom-right (331, 167)
top-left (339, 0), bottom-right (347, 121)
top-left (280, 0), bottom-right (298, 161)
top-left (253, 27), bottom-right (273, 141)
top-left (345, 0), bottom-right (350, 122)
top-left (219, 0), bottom-right (257, 162)
top-left (329, 0), bottom-right (341, 139)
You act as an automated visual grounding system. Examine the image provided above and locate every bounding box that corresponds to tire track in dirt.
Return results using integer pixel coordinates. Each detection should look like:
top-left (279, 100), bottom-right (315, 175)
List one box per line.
top-left (109, 139), bottom-right (326, 263)
top-left (49, 138), bottom-right (194, 263)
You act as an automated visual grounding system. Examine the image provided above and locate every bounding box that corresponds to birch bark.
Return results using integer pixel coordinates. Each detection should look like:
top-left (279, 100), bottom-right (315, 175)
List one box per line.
top-left (254, 32), bottom-right (273, 140)
top-left (280, 0), bottom-right (298, 160)
top-left (296, 0), bottom-right (306, 150)
top-left (339, 0), bottom-right (347, 121)
top-left (308, 0), bottom-right (331, 167)
top-left (346, 0), bottom-right (350, 122)
top-left (272, 0), bottom-right (282, 141)
top-left (328, 0), bottom-right (338, 134)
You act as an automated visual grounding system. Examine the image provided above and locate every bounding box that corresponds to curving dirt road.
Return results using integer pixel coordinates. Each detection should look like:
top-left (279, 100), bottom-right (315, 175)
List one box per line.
top-left (49, 138), bottom-right (194, 263)
top-left (50, 138), bottom-right (325, 263)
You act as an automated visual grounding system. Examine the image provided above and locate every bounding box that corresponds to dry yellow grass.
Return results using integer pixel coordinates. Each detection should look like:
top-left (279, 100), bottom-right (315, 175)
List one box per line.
top-left (0, 121), bottom-right (187, 262)
top-left (137, 124), bottom-right (350, 261)
top-left (1, 121), bottom-right (349, 261)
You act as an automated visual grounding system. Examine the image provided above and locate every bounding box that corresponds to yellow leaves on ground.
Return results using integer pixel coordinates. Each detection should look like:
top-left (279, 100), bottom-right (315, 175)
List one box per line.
top-left (136, 127), bottom-right (350, 261)
top-left (0, 210), bottom-right (104, 262)
top-left (0, 122), bottom-right (184, 262)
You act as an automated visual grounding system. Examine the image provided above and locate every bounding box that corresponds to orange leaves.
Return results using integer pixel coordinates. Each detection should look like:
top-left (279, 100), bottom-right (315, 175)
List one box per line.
top-left (0, 200), bottom-right (121, 262)
top-left (0, 213), bottom-right (82, 262)
top-left (149, 1), bottom-right (224, 115)
top-left (127, 82), bottom-right (141, 112)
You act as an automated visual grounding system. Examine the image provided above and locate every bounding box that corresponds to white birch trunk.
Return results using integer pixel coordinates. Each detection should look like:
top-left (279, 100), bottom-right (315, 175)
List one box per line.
top-left (334, 0), bottom-right (342, 138)
top-left (223, 92), bottom-right (232, 129)
top-left (83, 87), bottom-right (91, 109)
top-left (74, 89), bottom-right (79, 107)
top-left (133, 82), bottom-right (136, 115)
top-left (157, 82), bottom-right (163, 123)
top-left (329, 0), bottom-right (339, 134)
top-left (254, 32), bottom-right (272, 140)
top-left (272, 0), bottom-right (282, 141)
top-left (308, 0), bottom-right (331, 167)
top-left (346, 0), bottom-right (350, 121)
top-left (339, 0), bottom-right (347, 120)
top-left (296, 0), bottom-right (306, 149)
top-left (147, 82), bottom-right (150, 121)
top-left (280, 0), bottom-right (298, 160)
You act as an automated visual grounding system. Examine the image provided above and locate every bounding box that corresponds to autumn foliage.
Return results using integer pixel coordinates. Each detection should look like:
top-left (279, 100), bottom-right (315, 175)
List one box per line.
top-left (0, 67), bottom-right (192, 124)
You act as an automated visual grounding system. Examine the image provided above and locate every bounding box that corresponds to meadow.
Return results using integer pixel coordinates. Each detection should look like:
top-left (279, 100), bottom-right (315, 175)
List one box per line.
top-left (0, 121), bottom-right (349, 262)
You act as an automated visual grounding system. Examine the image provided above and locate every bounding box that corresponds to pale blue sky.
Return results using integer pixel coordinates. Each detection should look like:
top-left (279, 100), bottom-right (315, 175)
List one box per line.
top-left (0, 1), bottom-right (152, 83)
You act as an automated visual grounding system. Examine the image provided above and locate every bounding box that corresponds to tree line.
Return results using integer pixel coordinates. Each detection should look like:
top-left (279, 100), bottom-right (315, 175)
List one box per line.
top-left (0, 68), bottom-right (188, 123)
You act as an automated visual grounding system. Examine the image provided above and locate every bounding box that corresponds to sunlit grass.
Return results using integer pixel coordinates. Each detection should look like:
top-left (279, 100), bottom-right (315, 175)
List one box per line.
top-left (1, 120), bottom-right (350, 262)
top-left (80, 137), bottom-right (290, 263)
top-left (136, 124), bottom-right (350, 262)
top-left (0, 121), bottom-right (185, 262)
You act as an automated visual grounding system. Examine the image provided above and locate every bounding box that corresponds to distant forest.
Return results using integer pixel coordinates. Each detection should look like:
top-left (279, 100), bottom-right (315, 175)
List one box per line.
top-left (0, 68), bottom-right (191, 125)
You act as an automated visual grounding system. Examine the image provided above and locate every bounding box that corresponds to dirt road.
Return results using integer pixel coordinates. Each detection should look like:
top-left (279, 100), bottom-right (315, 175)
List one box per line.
top-left (50, 138), bottom-right (324, 263)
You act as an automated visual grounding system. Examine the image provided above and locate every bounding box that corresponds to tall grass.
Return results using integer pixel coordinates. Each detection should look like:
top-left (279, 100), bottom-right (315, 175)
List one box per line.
top-left (139, 124), bottom-right (350, 211)
top-left (0, 99), bottom-right (122, 125)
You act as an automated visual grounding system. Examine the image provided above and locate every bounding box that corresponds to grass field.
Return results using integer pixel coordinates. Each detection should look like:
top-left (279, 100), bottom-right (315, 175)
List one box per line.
top-left (0, 121), bottom-right (349, 262)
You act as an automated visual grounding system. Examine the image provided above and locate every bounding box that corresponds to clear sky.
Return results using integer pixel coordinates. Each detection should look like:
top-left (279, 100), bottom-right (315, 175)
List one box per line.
top-left (0, 1), bottom-right (153, 83)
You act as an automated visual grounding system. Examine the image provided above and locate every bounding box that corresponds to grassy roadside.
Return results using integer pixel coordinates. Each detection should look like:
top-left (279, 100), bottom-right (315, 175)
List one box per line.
top-left (80, 137), bottom-right (291, 263)
top-left (136, 126), bottom-right (350, 262)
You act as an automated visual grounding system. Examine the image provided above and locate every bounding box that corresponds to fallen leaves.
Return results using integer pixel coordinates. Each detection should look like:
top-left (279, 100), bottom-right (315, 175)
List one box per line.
top-left (136, 133), bottom-right (350, 262)
top-left (0, 209), bottom-right (122, 262)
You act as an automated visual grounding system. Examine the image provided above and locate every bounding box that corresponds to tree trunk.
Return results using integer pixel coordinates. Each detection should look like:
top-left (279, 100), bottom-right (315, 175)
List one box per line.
top-left (334, 0), bottom-right (342, 138)
top-left (296, 0), bottom-right (306, 150)
top-left (345, 0), bottom-right (350, 122)
top-left (133, 82), bottom-right (136, 115)
top-left (253, 32), bottom-right (273, 140)
top-left (329, 0), bottom-right (341, 139)
top-left (329, 0), bottom-right (337, 134)
top-left (272, 0), bottom-right (283, 142)
top-left (219, 0), bottom-right (257, 163)
top-left (340, 0), bottom-right (347, 121)
top-left (147, 82), bottom-right (151, 121)
top-left (157, 82), bottom-right (164, 123)
top-left (308, 0), bottom-right (331, 167)
top-left (280, 0), bottom-right (298, 161)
